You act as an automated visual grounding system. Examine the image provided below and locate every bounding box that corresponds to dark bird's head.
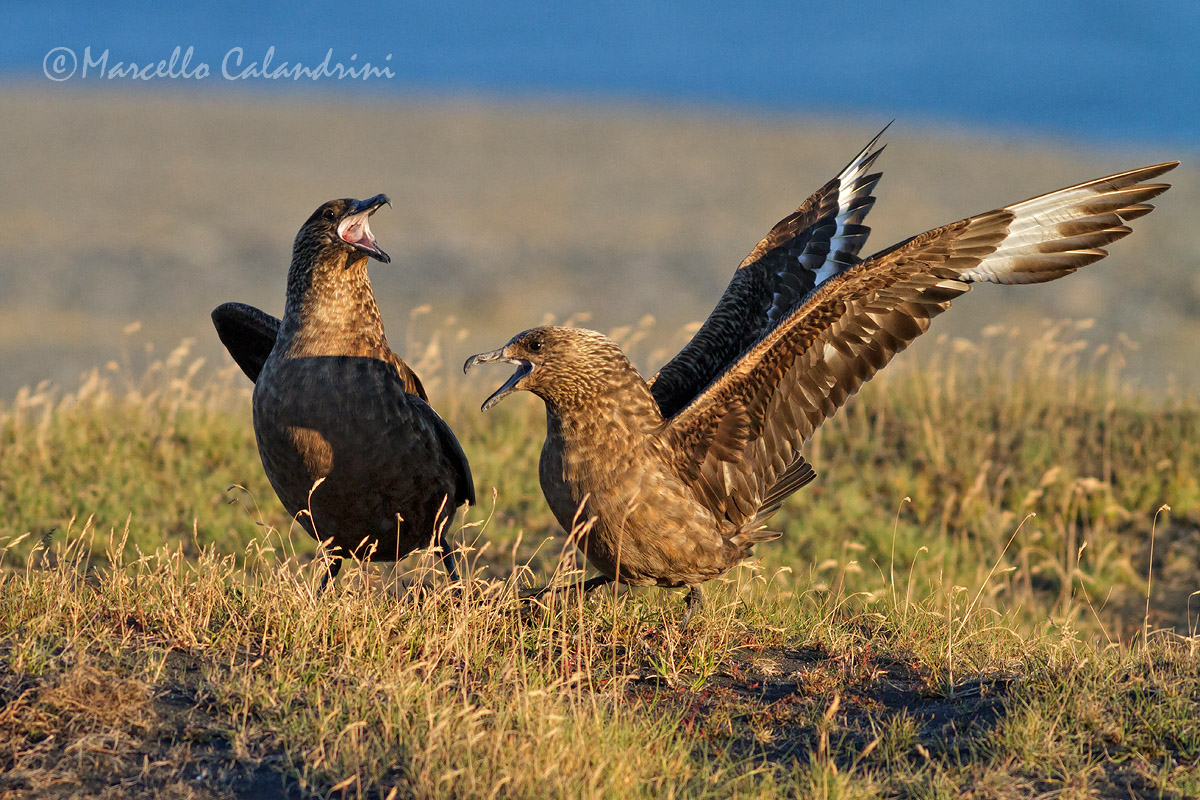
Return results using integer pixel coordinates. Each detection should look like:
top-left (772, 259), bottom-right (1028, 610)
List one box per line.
top-left (294, 195), bottom-right (392, 268)
top-left (464, 326), bottom-right (640, 412)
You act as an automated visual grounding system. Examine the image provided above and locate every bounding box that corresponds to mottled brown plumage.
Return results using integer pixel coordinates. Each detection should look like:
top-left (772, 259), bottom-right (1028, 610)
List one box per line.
top-left (213, 196), bottom-right (473, 587)
top-left (466, 137), bottom-right (1175, 621)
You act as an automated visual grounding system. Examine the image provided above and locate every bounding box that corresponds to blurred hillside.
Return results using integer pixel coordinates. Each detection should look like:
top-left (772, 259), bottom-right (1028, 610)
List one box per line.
top-left (0, 86), bottom-right (1194, 396)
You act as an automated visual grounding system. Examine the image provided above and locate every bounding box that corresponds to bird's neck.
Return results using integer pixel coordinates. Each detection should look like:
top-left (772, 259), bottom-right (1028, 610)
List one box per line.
top-left (542, 362), bottom-right (662, 446)
top-left (278, 253), bottom-right (391, 358)
top-left (540, 366), bottom-right (665, 530)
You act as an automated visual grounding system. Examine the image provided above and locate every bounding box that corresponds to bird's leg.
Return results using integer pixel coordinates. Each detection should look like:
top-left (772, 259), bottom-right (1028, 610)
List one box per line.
top-left (579, 575), bottom-right (614, 595)
top-left (315, 557), bottom-right (342, 597)
top-left (439, 532), bottom-right (460, 582)
top-left (680, 585), bottom-right (704, 630)
top-left (520, 574), bottom-right (613, 600)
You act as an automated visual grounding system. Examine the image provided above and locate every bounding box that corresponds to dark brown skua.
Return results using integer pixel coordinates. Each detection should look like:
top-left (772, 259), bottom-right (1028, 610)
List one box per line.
top-left (465, 133), bottom-right (1175, 624)
top-left (213, 195), bottom-right (473, 589)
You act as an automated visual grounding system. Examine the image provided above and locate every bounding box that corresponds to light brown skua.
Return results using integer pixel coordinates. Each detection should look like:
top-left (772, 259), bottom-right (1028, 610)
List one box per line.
top-left (466, 132), bottom-right (1175, 624)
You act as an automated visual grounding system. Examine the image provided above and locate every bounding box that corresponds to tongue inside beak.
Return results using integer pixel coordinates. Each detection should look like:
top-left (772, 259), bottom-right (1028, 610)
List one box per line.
top-left (338, 211), bottom-right (390, 264)
top-left (480, 360), bottom-right (532, 411)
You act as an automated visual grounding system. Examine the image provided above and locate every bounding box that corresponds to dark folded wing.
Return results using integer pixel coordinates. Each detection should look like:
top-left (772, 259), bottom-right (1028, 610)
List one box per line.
top-left (211, 302), bottom-right (280, 383)
top-left (414, 398), bottom-right (476, 507)
top-left (663, 161), bottom-right (1176, 529)
top-left (649, 126), bottom-right (888, 419)
top-left (382, 350), bottom-right (430, 402)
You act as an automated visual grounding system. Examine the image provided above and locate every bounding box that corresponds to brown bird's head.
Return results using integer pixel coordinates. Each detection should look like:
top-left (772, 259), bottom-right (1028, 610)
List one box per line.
top-left (293, 195), bottom-right (392, 268)
top-left (464, 326), bottom-right (638, 412)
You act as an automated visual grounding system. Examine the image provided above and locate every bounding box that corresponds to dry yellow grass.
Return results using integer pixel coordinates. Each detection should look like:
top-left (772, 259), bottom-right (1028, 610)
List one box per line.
top-left (1, 316), bottom-right (1198, 798)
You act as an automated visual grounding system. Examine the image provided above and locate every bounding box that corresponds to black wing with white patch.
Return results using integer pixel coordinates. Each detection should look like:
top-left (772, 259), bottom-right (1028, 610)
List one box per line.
top-left (649, 126), bottom-right (888, 419)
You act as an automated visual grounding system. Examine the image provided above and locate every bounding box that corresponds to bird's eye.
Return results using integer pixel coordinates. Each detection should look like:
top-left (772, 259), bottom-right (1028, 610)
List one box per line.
top-left (528, 339), bottom-right (543, 353)
top-left (322, 207), bottom-right (337, 221)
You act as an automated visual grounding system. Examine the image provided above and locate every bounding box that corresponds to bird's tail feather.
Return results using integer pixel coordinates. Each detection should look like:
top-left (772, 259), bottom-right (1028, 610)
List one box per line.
top-left (730, 527), bottom-right (783, 548)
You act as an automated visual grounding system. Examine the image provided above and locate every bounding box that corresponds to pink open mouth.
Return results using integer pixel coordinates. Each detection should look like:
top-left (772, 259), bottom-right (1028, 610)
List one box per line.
top-left (337, 207), bottom-right (390, 263)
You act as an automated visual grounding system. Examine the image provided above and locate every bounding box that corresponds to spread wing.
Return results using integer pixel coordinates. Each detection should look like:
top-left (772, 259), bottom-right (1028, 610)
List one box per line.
top-left (211, 300), bottom-right (428, 400)
top-left (212, 302), bottom-right (279, 383)
top-left (649, 126), bottom-right (889, 419)
top-left (663, 161), bottom-right (1177, 529)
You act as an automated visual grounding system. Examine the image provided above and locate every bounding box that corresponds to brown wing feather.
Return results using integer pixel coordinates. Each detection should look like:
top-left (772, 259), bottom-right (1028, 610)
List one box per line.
top-left (665, 161), bottom-right (1177, 528)
top-left (649, 127), bottom-right (888, 418)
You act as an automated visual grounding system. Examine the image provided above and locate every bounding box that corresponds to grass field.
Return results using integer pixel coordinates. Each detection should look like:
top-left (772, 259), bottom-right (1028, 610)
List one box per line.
top-left (1, 88), bottom-right (1196, 398)
top-left (2, 316), bottom-right (1198, 799)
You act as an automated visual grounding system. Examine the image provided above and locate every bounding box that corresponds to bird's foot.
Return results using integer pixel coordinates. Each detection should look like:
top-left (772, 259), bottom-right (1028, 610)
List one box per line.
top-left (679, 585), bottom-right (704, 630)
top-left (518, 576), bottom-right (613, 623)
top-left (520, 575), bottom-right (613, 602)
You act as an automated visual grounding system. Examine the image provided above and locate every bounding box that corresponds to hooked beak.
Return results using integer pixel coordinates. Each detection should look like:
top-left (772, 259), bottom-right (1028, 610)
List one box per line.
top-left (338, 194), bottom-right (392, 264)
top-left (463, 347), bottom-right (532, 411)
